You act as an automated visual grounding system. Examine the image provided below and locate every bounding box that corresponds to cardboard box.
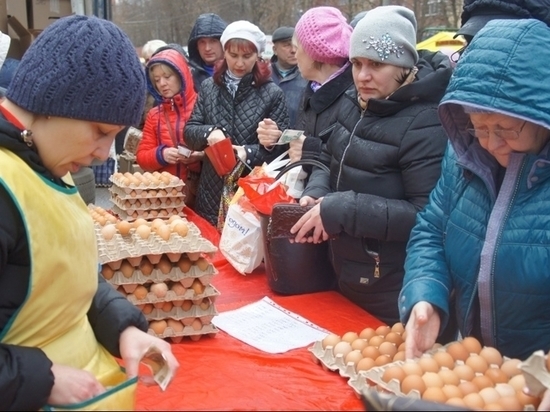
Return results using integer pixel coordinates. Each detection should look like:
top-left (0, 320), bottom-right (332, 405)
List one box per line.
top-left (6, 15), bottom-right (41, 58)
top-left (30, 0), bottom-right (72, 30)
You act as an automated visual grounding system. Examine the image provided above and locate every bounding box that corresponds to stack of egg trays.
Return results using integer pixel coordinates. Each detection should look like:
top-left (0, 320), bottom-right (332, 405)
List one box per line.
top-left (96, 219), bottom-right (220, 342)
top-left (109, 175), bottom-right (186, 221)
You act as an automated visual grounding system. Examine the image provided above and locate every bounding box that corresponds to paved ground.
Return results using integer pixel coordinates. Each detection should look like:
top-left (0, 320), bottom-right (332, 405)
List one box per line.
top-left (95, 187), bottom-right (112, 209)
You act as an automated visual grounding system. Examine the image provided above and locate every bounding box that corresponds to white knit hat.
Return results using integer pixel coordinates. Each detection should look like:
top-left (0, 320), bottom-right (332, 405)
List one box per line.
top-left (350, 6), bottom-right (419, 68)
top-left (220, 20), bottom-right (266, 54)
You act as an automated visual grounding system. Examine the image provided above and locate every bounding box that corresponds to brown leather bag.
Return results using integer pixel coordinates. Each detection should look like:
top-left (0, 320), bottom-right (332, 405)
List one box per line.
top-left (260, 160), bottom-right (336, 295)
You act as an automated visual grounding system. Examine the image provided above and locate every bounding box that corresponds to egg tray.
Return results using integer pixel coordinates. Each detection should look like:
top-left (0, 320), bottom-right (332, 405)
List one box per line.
top-left (104, 262), bottom-right (216, 287)
top-left (110, 174), bottom-right (183, 192)
top-left (143, 300), bottom-right (218, 322)
top-left (110, 184), bottom-right (185, 200)
top-left (111, 204), bottom-right (186, 222)
top-left (124, 283), bottom-right (220, 305)
top-left (147, 322), bottom-right (219, 342)
top-left (111, 194), bottom-right (186, 212)
top-left (308, 340), bottom-right (358, 378)
top-left (96, 225), bottom-right (217, 265)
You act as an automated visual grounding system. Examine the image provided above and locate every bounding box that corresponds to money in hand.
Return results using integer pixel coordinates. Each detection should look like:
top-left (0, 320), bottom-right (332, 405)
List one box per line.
top-left (275, 129), bottom-right (304, 145)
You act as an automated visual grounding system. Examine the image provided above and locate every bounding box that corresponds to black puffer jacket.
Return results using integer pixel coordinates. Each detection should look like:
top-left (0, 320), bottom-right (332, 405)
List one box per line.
top-left (296, 64), bottom-right (354, 174)
top-left (187, 13), bottom-right (227, 92)
top-left (461, 0), bottom-right (550, 26)
top-left (0, 115), bottom-right (148, 410)
top-left (302, 51), bottom-right (452, 325)
top-left (185, 73), bottom-right (290, 226)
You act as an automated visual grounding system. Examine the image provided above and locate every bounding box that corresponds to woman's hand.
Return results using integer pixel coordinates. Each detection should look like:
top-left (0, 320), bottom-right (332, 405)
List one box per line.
top-left (233, 145), bottom-right (246, 163)
top-left (299, 196), bottom-right (318, 207)
top-left (289, 135), bottom-right (305, 163)
top-left (207, 129), bottom-right (226, 146)
top-left (290, 201), bottom-right (328, 244)
top-left (405, 301), bottom-right (440, 359)
top-left (47, 364), bottom-right (106, 405)
top-left (179, 151), bottom-right (204, 165)
top-left (257, 118), bottom-right (281, 148)
top-left (162, 147), bottom-right (184, 165)
top-left (119, 326), bottom-right (179, 385)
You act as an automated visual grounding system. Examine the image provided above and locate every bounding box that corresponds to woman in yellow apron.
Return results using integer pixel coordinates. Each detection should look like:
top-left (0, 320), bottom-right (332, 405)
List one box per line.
top-left (0, 15), bottom-right (179, 411)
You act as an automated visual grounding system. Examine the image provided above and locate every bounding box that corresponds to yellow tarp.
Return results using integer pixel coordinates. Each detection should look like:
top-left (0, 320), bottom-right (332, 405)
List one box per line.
top-left (417, 31), bottom-right (465, 51)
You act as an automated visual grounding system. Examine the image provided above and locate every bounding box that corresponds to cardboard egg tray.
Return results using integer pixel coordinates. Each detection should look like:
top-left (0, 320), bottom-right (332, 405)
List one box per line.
top-left (111, 193), bottom-right (185, 211)
top-left (143, 299), bottom-right (218, 323)
top-left (96, 222), bottom-right (217, 265)
top-left (110, 183), bottom-right (184, 200)
top-left (125, 283), bottom-right (220, 305)
top-left (147, 322), bottom-right (219, 343)
top-left (110, 173), bottom-right (183, 192)
top-left (111, 204), bottom-right (186, 221)
top-left (104, 262), bottom-right (216, 287)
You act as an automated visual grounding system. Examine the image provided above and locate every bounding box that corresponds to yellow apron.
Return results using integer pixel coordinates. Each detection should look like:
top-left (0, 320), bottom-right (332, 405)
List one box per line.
top-left (0, 149), bottom-right (136, 410)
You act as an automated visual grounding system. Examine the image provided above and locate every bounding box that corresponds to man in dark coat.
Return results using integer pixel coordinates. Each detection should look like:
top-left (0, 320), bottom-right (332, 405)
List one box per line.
top-left (456, 0), bottom-right (550, 43)
top-left (270, 26), bottom-right (307, 128)
top-left (187, 13), bottom-right (227, 92)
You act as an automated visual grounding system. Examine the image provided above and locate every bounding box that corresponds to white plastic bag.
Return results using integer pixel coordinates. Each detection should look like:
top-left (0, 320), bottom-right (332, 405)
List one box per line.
top-left (219, 203), bottom-right (264, 275)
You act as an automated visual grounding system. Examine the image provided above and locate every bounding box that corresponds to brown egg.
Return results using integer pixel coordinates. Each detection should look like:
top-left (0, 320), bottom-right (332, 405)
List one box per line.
top-left (181, 300), bottom-right (193, 311)
top-left (382, 365), bottom-right (407, 384)
top-left (157, 225), bottom-right (172, 241)
top-left (344, 350), bottom-right (364, 366)
top-left (461, 336), bottom-right (483, 355)
top-left (136, 224), bottom-right (151, 239)
top-left (199, 298), bottom-right (210, 310)
top-left (341, 331), bottom-right (359, 343)
top-left (483, 403), bottom-right (504, 410)
top-left (173, 221), bottom-right (189, 237)
top-left (516, 389), bottom-right (541, 408)
top-left (141, 304), bottom-right (154, 314)
top-left (333, 341), bottom-right (353, 358)
top-left (196, 257), bottom-right (210, 271)
top-left (507, 374), bottom-right (525, 392)
top-left (458, 381), bottom-right (479, 397)
top-left (368, 335), bottom-right (385, 348)
top-left (139, 258), bottom-right (154, 276)
top-left (375, 325), bottom-right (391, 337)
top-left (401, 374), bottom-right (427, 396)
top-left (351, 338), bottom-right (369, 352)
top-left (453, 364), bottom-right (475, 382)
top-left (393, 351), bottom-right (406, 362)
top-left (485, 367), bottom-right (508, 384)
top-left (374, 354), bottom-right (391, 366)
top-left (398, 342), bottom-right (407, 352)
top-left (356, 357), bottom-right (376, 372)
top-left (361, 345), bottom-right (380, 360)
top-left (149, 320), bottom-right (167, 335)
top-left (385, 332), bottom-right (404, 347)
top-left (187, 251), bottom-right (201, 261)
top-left (391, 322), bottom-right (405, 334)
top-left (172, 299), bottom-right (183, 307)
top-left (161, 301), bottom-right (173, 312)
top-left (133, 217), bottom-right (148, 228)
top-left (422, 387), bottom-right (447, 403)
top-left (478, 387), bottom-right (501, 405)
top-left (494, 383), bottom-right (516, 398)
top-left (119, 260), bottom-right (134, 278)
top-left (322, 334), bottom-right (340, 349)
top-left (359, 327), bottom-right (377, 340)
top-left (177, 256), bottom-right (192, 273)
top-left (171, 283), bottom-right (187, 296)
top-left (433, 351), bottom-right (456, 370)
top-left (191, 278), bottom-right (205, 295)
top-left (466, 354), bottom-right (490, 374)
top-left (156, 256), bottom-right (173, 275)
top-left (101, 224), bottom-right (117, 240)
top-left (497, 396), bottom-right (522, 411)
top-left (133, 285), bottom-right (148, 300)
top-left (101, 265), bottom-right (115, 280)
top-left (116, 220), bottom-right (132, 236)
top-left (166, 319), bottom-right (184, 333)
top-left (418, 357), bottom-right (440, 373)
top-left (402, 361), bottom-right (424, 377)
top-left (463, 393), bottom-right (485, 410)
top-left (500, 358), bottom-right (522, 378)
top-left (447, 342), bottom-right (470, 362)
top-left (441, 385), bottom-right (462, 400)
top-left (379, 341), bottom-right (398, 358)
top-left (446, 398), bottom-right (467, 408)
top-left (480, 346), bottom-right (503, 367)
top-left (472, 375), bottom-right (494, 391)
top-left (422, 372), bottom-right (444, 389)
top-left (438, 369), bottom-right (460, 386)
top-left (191, 318), bottom-right (203, 331)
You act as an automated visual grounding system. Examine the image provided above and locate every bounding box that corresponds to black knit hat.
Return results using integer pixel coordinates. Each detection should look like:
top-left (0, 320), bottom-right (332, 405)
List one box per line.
top-left (7, 15), bottom-right (146, 126)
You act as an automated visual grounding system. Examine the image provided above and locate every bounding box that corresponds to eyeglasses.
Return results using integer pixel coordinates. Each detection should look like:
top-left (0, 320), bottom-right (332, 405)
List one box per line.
top-left (467, 120), bottom-right (527, 142)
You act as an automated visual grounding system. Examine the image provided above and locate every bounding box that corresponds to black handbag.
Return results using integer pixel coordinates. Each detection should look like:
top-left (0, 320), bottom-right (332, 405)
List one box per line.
top-left (259, 159), bottom-right (337, 295)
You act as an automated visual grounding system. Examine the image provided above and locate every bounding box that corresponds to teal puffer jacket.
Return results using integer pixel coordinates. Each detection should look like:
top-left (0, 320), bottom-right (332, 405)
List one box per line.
top-left (399, 19), bottom-right (550, 359)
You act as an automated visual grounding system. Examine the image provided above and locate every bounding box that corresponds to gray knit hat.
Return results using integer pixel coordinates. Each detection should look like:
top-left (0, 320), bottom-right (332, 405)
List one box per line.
top-left (350, 6), bottom-right (419, 68)
top-left (7, 15), bottom-right (146, 126)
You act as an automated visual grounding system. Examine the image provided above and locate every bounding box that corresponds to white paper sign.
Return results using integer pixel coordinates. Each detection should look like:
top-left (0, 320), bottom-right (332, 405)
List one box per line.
top-left (212, 297), bottom-right (330, 354)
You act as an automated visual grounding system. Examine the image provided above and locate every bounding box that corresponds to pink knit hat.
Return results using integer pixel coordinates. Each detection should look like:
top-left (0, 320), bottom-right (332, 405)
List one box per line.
top-left (295, 6), bottom-right (352, 66)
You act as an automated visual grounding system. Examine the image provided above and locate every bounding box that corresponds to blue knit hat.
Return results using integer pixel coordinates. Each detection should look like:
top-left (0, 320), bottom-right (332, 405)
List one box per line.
top-left (6, 15), bottom-right (146, 126)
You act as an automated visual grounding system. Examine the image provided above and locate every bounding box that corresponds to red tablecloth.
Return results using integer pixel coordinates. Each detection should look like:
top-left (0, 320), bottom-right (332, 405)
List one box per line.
top-left (135, 209), bottom-right (385, 411)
